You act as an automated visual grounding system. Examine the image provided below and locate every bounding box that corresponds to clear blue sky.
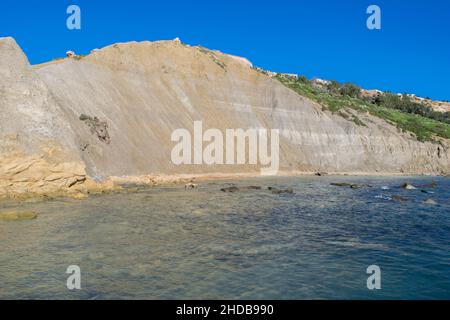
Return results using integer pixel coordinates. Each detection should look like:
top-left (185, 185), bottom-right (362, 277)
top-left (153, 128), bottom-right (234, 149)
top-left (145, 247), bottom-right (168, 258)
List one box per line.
top-left (1, 0), bottom-right (449, 100)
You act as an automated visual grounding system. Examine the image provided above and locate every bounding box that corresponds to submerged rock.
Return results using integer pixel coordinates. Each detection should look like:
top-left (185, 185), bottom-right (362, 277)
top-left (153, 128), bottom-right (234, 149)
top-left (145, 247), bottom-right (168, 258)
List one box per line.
top-left (350, 184), bottom-right (372, 189)
top-left (240, 186), bottom-right (262, 190)
top-left (392, 195), bottom-right (408, 202)
top-left (331, 183), bottom-right (372, 189)
top-left (331, 182), bottom-right (353, 187)
top-left (420, 182), bottom-right (438, 189)
top-left (268, 187), bottom-right (294, 194)
top-left (220, 186), bottom-right (240, 193)
top-left (220, 185), bottom-right (262, 193)
top-left (0, 210), bottom-right (38, 221)
top-left (423, 198), bottom-right (437, 205)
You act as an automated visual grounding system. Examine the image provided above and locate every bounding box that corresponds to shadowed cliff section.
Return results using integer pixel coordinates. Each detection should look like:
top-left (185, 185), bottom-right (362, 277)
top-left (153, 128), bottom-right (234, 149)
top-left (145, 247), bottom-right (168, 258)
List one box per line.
top-left (1, 37), bottom-right (449, 197)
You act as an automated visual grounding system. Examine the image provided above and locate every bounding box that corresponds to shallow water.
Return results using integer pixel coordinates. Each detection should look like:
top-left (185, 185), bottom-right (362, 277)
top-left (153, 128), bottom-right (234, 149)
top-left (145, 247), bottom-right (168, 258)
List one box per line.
top-left (1, 176), bottom-right (449, 299)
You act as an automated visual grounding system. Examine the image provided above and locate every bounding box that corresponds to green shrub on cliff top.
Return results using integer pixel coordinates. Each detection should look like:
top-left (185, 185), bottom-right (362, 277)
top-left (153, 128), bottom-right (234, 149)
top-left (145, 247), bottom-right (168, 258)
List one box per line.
top-left (276, 74), bottom-right (450, 142)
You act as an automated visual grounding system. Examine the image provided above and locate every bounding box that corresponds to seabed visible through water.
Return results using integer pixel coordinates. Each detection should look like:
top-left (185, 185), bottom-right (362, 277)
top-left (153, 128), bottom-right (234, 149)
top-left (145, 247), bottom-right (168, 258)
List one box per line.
top-left (1, 176), bottom-right (449, 299)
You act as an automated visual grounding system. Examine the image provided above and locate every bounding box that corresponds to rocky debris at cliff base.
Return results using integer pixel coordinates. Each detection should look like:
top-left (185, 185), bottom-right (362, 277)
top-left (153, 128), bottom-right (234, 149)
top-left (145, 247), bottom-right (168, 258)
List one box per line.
top-left (0, 210), bottom-right (38, 221)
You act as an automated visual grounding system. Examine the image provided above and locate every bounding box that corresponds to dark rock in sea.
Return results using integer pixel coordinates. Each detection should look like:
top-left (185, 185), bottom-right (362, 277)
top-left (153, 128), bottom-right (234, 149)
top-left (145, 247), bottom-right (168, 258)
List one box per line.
top-left (392, 195), bottom-right (408, 202)
top-left (420, 182), bottom-right (438, 189)
top-left (315, 172), bottom-right (328, 176)
top-left (268, 187), bottom-right (294, 194)
top-left (331, 183), bottom-right (353, 187)
top-left (241, 186), bottom-right (262, 190)
top-left (220, 185), bottom-right (262, 193)
top-left (401, 183), bottom-right (417, 190)
top-left (350, 184), bottom-right (372, 189)
top-left (331, 183), bottom-right (372, 189)
top-left (421, 190), bottom-right (435, 194)
top-left (220, 186), bottom-right (240, 193)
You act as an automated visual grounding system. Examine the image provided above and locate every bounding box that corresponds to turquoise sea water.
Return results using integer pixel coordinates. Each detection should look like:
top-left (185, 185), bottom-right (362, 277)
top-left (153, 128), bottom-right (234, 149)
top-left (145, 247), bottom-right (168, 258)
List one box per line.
top-left (0, 176), bottom-right (449, 299)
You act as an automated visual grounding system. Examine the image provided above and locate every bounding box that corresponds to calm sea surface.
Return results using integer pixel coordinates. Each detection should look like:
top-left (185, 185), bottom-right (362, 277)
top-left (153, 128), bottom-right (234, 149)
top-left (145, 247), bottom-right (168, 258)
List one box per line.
top-left (1, 176), bottom-right (449, 299)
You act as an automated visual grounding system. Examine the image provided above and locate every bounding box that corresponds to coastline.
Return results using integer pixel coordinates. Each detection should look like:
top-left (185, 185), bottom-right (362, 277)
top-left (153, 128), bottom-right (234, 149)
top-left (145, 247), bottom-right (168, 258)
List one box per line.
top-left (1, 169), bottom-right (447, 203)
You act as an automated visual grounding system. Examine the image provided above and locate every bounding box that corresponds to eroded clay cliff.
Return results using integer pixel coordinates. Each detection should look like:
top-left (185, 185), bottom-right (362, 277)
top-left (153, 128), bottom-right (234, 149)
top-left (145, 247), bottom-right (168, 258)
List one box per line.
top-left (1, 37), bottom-right (449, 196)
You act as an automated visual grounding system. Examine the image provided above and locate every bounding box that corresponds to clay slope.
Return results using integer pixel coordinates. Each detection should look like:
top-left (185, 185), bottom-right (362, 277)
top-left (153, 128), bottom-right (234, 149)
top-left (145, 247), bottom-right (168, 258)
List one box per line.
top-left (1, 37), bottom-right (449, 196)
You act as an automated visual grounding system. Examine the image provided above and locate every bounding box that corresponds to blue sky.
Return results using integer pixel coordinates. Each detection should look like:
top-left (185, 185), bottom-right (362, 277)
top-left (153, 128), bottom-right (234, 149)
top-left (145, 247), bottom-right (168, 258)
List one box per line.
top-left (1, 0), bottom-right (449, 100)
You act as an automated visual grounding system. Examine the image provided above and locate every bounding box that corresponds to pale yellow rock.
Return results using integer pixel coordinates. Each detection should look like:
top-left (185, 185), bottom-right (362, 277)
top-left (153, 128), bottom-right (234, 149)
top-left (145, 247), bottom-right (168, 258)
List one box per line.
top-left (0, 210), bottom-right (38, 221)
top-left (70, 193), bottom-right (89, 200)
top-left (424, 198), bottom-right (437, 205)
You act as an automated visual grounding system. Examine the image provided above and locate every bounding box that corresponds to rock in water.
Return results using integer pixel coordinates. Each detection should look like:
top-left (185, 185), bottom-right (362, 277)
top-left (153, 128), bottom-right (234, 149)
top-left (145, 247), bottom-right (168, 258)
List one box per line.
top-left (350, 184), bottom-right (372, 189)
top-left (0, 211), bottom-right (38, 221)
top-left (401, 183), bottom-right (417, 190)
top-left (268, 187), bottom-right (294, 194)
top-left (331, 183), bottom-right (353, 187)
top-left (331, 183), bottom-right (371, 189)
top-left (421, 182), bottom-right (438, 189)
top-left (423, 198), bottom-right (437, 205)
top-left (240, 186), bottom-right (262, 190)
top-left (221, 186), bottom-right (240, 193)
top-left (392, 195), bottom-right (408, 202)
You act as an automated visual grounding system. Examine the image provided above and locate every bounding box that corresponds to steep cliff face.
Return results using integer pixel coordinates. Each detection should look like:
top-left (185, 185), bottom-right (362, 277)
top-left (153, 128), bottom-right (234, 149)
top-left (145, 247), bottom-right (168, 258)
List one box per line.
top-left (0, 37), bottom-right (449, 195)
top-left (0, 37), bottom-right (89, 196)
top-left (0, 37), bottom-right (77, 152)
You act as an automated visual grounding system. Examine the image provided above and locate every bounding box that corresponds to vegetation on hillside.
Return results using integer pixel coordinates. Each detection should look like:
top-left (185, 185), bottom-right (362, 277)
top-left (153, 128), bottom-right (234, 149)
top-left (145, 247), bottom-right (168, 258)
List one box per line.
top-left (196, 46), bottom-right (227, 70)
top-left (275, 74), bottom-right (450, 142)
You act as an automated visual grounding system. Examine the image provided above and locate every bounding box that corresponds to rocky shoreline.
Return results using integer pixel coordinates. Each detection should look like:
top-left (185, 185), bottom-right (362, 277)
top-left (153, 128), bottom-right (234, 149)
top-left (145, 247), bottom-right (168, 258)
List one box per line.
top-left (1, 165), bottom-right (448, 203)
top-left (1, 174), bottom-right (443, 222)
